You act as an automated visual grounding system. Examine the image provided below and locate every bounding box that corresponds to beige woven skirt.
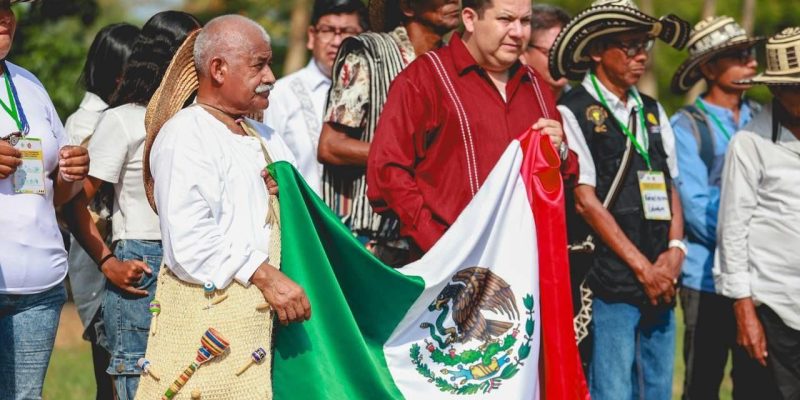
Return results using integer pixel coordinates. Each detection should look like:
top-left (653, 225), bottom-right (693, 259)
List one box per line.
top-left (135, 267), bottom-right (273, 400)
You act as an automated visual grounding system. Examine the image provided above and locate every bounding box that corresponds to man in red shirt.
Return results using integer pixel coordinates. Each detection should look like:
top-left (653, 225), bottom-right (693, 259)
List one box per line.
top-left (367, 0), bottom-right (577, 255)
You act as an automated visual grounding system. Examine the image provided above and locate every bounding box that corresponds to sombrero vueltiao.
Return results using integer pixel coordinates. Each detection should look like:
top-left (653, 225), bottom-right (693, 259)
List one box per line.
top-left (671, 16), bottom-right (764, 93)
top-left (737, 27), bottom-right (800, 86)
top-left (368, 0), bottom-right (401, 33)
top-left (549, 0), bottom-right (690, 81)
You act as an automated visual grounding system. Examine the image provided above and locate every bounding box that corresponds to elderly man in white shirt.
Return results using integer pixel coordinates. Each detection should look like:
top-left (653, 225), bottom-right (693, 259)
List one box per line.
top-left (150, 15), bottom-right (311, 326)
top-left (264, 0), bottom-right (366, 194)
top-left (716, 28), bottom-right (800, 398)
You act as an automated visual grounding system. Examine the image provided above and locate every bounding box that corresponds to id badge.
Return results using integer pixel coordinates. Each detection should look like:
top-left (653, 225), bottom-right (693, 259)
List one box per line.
top-left (637, 170), bottom-right (671, 221)
top-left (13, 138), bottom-right (46, 195)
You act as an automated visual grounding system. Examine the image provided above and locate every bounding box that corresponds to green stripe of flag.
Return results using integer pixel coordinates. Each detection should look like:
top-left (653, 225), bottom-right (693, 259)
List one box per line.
top-left (269, 161), bottom-right (425, 399)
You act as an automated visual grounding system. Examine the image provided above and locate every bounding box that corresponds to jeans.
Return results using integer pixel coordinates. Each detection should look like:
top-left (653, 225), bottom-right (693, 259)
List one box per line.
top-left (0, 282), bottom-right (67, 400)
top-left (103, 239), bottom-right (162, 400)
top-left (589, 296), bottom-right (675, 400)
top-left (680, 288), bottom-right (778, 400)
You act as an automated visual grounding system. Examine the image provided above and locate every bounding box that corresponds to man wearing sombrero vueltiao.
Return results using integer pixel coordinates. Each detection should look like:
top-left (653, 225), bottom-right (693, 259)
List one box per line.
top-left (716, 27), bottom-right (800, 400)
top-left (669, 16), bottom-right (777, 400)
top-left (549, 0), bottom-right (690, 398)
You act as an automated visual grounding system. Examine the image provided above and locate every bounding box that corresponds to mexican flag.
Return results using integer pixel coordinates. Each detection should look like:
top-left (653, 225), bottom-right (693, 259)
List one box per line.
top-left (268, 128), bottom-right (588, 399)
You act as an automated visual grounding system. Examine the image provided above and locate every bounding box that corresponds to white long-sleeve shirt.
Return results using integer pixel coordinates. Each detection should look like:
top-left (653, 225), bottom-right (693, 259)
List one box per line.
top-left (715, 103), bottom-right (800, 330)
top-left (150, 106), bottom-right (296, 289)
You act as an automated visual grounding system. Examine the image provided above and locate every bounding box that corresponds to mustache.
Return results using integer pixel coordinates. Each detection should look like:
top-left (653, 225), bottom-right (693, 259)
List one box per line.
top-left (255, 83), bottom-right (274, 94)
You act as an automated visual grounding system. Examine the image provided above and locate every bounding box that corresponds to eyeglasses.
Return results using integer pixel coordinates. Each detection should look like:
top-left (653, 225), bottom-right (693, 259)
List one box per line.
top-left (606, 38), bottom-right (655, 57)
top-left (719, 47), bottom-right (757, 63)
top-left (527, 43), bottom-right (550, 55)
top-left (313, 25), bottom-right (362, 42)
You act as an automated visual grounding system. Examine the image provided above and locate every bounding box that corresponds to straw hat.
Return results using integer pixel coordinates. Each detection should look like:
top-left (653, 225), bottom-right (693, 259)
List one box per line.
top-left (737, 27), bottom-right (800, 86)
top-left (368, 0), bottom-right (401, 33)
top-left (549, 0), bottom-right (690, 81)
top-left (671, 16), bottom-right (764, 93)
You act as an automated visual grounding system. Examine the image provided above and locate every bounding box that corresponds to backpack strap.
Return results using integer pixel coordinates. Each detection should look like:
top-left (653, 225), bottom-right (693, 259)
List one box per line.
top-left (678, 105), bottom-right (715, 172)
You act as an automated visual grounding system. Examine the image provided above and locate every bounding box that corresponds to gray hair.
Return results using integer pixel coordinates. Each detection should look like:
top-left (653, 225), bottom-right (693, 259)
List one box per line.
top-left (531, 4), bottom-right (571, 32)
top-left (194, 14), bottom-right (271, 76)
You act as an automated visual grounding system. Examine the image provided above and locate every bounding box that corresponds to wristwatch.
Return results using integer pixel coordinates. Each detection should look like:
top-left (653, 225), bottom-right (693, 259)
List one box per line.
top-left (668, 239), bottom-right (688, 256)
top-left (558, 141), bottom-right (569, 161)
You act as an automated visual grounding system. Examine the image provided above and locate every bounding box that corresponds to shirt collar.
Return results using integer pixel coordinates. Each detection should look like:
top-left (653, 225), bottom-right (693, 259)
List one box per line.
top-left (697, 96), bottom-right (753, 129)
top-left (302, 59), bottom-right (331, 91)
top-left (581, 73), bottom-right (640, 112)
top-left (80, 91), bottom-right (108, 112)
top-left (449, 33), bottom-right (526, 79)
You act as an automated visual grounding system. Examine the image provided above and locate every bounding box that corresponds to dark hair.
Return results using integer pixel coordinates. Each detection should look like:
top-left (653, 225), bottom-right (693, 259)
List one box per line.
top-left (311, 0), bottom-right (369, 30)
top-left (462, 0), bottom-right (493, 14)
top-left (109, 11), bottom-right (201, 107)
top-left (79, 23), bottom-right (139, 104)
top-left (531, 4), bottom-right (570, 32)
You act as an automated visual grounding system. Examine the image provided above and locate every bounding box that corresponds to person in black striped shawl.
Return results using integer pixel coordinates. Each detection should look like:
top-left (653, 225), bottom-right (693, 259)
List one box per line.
top-left (317, 0), bottom-right (460, 267)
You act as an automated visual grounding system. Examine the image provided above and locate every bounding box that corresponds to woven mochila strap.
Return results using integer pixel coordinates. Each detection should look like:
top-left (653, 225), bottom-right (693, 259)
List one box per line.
top-left (239, 120), bottom-right (282, 268)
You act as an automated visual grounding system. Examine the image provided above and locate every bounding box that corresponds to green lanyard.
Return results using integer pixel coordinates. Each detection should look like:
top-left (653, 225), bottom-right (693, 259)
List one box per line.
top-left (694, 98), bottom-right (732, 141)
top-left (0, 72), bottom-right (21, 132)
top-left (590, 72), bottom-right (651, 170)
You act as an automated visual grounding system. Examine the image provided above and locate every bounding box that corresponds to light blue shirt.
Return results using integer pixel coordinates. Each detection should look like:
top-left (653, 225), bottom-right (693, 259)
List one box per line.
top-left (670, 98), bottom-right (756, 292)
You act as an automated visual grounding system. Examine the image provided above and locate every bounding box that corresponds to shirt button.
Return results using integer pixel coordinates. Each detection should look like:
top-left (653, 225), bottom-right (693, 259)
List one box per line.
top-left (116, 363), bottom-right (125, 373)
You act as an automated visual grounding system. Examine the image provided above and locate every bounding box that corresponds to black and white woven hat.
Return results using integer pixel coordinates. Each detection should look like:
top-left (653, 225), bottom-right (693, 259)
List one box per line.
top-left (736, 27), bottom-right (800, 86)
top-left (671, 16), bottom-right (764, 93)
top-left (549, 0), bottom-right (690, 81)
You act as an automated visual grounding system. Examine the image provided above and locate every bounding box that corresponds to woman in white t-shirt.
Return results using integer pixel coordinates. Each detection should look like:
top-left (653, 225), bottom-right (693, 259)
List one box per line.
top-left (62, 22), bottom-right (139, 400)
top-left (0, 2), bottom-right (90, 399)
top-left (65, 11), bottom-right (200, 399)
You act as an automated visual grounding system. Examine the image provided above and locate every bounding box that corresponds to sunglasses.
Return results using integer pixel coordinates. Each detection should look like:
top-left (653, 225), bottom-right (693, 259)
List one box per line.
top-left (718, 47), bottom-right (757, 63)
top-left (606, 38), bottom-right (655, 57)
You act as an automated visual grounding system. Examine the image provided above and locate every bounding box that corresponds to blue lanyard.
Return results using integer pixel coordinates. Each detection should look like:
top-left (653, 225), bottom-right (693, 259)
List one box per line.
top-left (1, 61), bottom-right (30, 135)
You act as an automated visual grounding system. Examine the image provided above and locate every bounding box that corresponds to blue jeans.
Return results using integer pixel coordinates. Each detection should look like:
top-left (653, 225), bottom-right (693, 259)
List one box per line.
top-left (589, 297), bottom-right (676, 400)
top-left (103, 239), bottom-right (162, 400)
top-left (0, 282), bottom-right (67, 400)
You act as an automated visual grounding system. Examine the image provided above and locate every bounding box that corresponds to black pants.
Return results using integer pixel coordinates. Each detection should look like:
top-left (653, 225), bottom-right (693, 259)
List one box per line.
top-left (680, 288), bottom-right (778, 400)
top-left (758, 305), bottom-right (800, 400)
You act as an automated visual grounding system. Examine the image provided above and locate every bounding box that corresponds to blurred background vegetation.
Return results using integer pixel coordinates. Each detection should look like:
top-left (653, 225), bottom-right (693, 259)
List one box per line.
top-left (9, 0), bottom-right (797, 119)
top-left (14, 1), bottom-right (791, 399)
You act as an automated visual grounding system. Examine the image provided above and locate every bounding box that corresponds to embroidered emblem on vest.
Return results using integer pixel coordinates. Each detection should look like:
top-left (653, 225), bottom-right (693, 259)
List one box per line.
top-left (586, 105), bottom-right (609, 133)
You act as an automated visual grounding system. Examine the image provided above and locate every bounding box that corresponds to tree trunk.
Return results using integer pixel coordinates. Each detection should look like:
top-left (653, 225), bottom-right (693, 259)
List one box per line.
top-left (741, 0), bottom-right (756, 34)
top-left (283, 0), bottom-right (311, 75)
top-left (638, 0), bottom-right (658, 97)
top-left (684, 0), bottom-right (719, 103)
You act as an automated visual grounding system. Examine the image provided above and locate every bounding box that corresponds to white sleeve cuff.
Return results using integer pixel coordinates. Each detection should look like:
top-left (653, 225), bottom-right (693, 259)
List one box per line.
top-left (233, 250), bottom-right (269, 287)
top-left (713, 269), bottom-right (752, 299)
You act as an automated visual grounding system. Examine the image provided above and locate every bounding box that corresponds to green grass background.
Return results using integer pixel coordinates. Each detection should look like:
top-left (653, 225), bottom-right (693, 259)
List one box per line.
top-left (43, 302), bottom-right (733, 399)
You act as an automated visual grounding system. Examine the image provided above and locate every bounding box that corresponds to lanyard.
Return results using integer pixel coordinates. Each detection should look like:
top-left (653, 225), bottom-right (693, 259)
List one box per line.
top-left (694, 98), bottom-right (732, 141)
top-left (0, 61), bottom-right (29, 135)
top-left (589, 72), bottom-right (651, 170)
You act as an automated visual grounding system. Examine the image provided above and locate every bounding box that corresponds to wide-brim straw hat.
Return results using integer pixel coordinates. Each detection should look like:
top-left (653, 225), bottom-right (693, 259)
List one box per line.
top-left (737, 27), bottom-right (800, 86)
top-left (368, 0), bottom-right (400, 33)
top-left (671, 16), bottom-right (764, 93)
top-left (142, 29), bottom-right (200, 213)
top-left (549, 0), bottom-right (690, 81)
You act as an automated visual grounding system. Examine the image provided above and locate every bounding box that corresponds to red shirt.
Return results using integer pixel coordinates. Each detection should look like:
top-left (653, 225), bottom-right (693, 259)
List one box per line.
top-left (367, 34), bottom-right (578, 251)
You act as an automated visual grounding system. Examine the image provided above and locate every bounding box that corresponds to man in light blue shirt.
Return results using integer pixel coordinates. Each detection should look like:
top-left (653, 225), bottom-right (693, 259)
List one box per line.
top-left (670, 16), bottom-right (777, 400)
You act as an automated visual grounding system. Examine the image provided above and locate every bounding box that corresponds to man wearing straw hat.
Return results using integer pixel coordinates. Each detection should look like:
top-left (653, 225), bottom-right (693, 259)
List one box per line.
top-left (549, 0), bottom-right (690, 398)
top-left (669, 16), bottom-right (775, 400)
top-left (136, 15), bottom-right (310, 399)
top-left (716, 27), bottom-right (800, 400)
top-left (316, 0), bottom-right (461, 267)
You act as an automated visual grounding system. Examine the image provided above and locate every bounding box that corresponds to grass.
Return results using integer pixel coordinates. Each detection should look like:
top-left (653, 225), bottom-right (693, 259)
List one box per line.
top-left (43, 302), bottom-right (733, 400)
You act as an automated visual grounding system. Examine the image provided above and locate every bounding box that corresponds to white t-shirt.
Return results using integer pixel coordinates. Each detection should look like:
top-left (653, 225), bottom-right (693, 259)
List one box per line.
top-left (151, 106), bottom-right (297, 289)
top-left (65, 91), bottom-right (107, 145)
top-left (88, 103), bottom-right (160, 241)
top-left (263, 60), bottom-right (331, 195)
top-left (0, 61), bottom-right (68, 295)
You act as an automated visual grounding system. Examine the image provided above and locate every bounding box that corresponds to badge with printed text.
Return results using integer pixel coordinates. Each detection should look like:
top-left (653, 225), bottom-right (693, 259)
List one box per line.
top-left (637, 170), bottom-right (671, 221)
top-left (586, 105), bottom-right (608, 133)
top-left (13, 138), bottom-right (46, 195)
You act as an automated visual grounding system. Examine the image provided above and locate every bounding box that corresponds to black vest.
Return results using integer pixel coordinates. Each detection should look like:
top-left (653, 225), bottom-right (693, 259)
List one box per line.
top-left (560, 85), bottom-right (672, 306)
